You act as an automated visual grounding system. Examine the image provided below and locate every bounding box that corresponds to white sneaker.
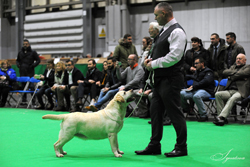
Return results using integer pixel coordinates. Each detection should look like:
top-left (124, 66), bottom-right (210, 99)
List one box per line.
top-left (89, 99), bottom-right (95, 106)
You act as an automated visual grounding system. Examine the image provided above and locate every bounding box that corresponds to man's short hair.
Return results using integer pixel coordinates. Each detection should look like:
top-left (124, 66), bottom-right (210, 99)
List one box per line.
top-left (107, 56), bottom-right (116, 62)
top-left (66, 60), bottom-right (74, 65)
top-left (195, 57), bottom-right (205, 64)
top-left (149, 22), bottom-right (162, 32)
top-left (123, 34), bottom-right (132, 39)
top-left (211, 33), bottom-right (219, 39)
top-left (156, 2), bottom-right (173, 15)
top-left (88, 59), bottom-right (96, 65)
top-left (23, 39), bottom-right (30, 43)
top-left (226, 32), bottom-right (236, 40)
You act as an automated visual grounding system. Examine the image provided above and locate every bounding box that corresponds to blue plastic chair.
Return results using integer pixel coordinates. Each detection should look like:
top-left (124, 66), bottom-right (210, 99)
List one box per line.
top-left (27, 77), bottom-right (41, 108)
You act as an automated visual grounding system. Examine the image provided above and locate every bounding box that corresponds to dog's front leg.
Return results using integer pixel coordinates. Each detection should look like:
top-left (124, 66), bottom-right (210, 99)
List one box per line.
top-left (108, 133), bottom-right (122, 157)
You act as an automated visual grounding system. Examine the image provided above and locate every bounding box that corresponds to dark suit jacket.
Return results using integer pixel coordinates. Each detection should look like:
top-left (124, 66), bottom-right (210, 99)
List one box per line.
top-left (42, 69), bottom-right (55, 87)
top-left (84, 67), bottom-right (103, 86)
top-left (223, 64), bottom-right (250, 98)
top-left (62, 67), bottom-right (84, 89)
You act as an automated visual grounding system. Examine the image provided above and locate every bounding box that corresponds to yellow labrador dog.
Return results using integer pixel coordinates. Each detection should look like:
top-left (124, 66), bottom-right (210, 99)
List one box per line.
top-left (42, 90), bottom-right (134, 158)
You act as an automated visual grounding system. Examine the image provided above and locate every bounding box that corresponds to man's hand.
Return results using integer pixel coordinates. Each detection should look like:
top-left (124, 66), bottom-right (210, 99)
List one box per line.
top-left (119, 87), bottom-right (125, 91)
top-left (138, 88), bottom-right (143, 94)
top-left (144, 58), bottom-right (153, 71)
top-left (59, 85), bottom-right (66, 90)
top-left (96, 81), bottom-right (101, 86)
top-left (187, 85), bottom-right (193, 90)
top-left (51, 85), bottom-right (57, 91)
top-left (40, 75), bottom-right (45, 79)
top-left (88, 79), bottom-right (95, 84)
top-left (190, 67), bottom-right (196, 72)
top-left (77, 80), bottom-right (84, 84)
top-left (144, 89), bottom-right (151, 95)
top-left (103, 87), bottom-right (109, 92)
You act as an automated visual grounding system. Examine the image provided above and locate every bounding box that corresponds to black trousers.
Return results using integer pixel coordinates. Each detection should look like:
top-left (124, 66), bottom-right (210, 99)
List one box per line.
top-left (77, 83), bottom-right (100, 99)
top-left (36, 85), bottom-right (50, 106)
top-left (149, 74), bottom-right (187, 149)
top-left (45, 87), bottom-right (56, 105)
top-left (0, 86), bottom-right (11, 106)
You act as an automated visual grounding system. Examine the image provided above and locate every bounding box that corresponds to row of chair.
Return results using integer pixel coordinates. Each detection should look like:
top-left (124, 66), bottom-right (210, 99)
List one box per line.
top-left (8, 76), bottom-right (41, 108)
top-left (186, 78), bottom-right (249, 123)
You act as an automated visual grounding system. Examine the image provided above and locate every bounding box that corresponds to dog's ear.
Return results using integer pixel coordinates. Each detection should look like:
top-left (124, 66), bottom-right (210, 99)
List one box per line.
top-left (115, 94), bottom-right (125, 103)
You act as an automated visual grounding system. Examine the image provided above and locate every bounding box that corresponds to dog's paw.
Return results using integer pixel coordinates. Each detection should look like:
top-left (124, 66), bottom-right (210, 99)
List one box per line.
top-left (56, 154), bottom-right (64, 157)
top-left (118, 150), bottom-right (124, 154)
top-left (115, 154), bottom-right (123, 158)
top-left (62, 151), bottom-right (67, 155)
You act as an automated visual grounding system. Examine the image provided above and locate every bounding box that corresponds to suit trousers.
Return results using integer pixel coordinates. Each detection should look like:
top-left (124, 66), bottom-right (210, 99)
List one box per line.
top-left (215, 90), bottom-right (241, 118)
top-left (57, 86), bottom-right (78, 108)
top-left (149, 75), bottom-right (187, 149)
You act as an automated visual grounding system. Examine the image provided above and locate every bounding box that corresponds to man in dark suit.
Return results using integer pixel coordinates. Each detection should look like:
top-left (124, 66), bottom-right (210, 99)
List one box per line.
top-left (214, 54), bottom-right (250, 126)
top-left (73, 59), bottom-right (103, 112)
top-left (35, 59), bottom-right (55, 109)
top-left (54, 60), bottom-right (84, 111)
top-left (16, 39), bottom-right (40, 104)
top-left (135, 2), bottom-right (188, 157)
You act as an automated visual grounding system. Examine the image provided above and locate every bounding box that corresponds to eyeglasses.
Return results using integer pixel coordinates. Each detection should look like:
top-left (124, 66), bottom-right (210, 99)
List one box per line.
top-left (194, 62), bottom-right (200, 65)
top-left (65, 64), bottom-right (72, 67)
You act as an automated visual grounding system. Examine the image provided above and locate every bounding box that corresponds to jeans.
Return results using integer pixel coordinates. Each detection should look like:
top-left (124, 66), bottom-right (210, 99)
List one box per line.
top-left (94, 89), bottom-right (119, 109)
top-left (180, 89), bottom-right (211, 117)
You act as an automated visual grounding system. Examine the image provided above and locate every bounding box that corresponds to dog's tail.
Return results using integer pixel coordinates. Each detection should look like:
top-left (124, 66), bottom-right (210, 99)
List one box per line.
top-left (42, 114), bottom-right (66, 120)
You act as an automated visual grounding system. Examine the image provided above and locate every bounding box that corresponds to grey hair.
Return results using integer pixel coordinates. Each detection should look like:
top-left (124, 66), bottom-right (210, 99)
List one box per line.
top-left (149, 22), bottom-right (162, 32)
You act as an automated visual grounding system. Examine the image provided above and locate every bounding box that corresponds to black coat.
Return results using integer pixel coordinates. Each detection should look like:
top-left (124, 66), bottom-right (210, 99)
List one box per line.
top-left (42, 69), bottom-right (55, 87)
top-left (16, 46), bottom-right (40, 77)
top-left (84, 67), bottom-right (103, 86)
top-left (105, 67), bottom-right (123, 90)
top-left (183, 47), bottom-right (211, 75)
top-left (186, 67), bottom-right (215, 96)
top-left (62, 67), bottom-right (84, 89)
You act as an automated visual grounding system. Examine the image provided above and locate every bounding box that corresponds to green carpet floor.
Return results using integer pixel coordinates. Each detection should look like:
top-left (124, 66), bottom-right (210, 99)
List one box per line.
top-left (0, 108), bottom-right (249, 167)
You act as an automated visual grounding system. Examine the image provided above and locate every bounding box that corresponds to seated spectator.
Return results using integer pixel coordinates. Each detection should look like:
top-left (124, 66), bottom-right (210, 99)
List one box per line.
top-left (139, 37), bottom-right (152, 66)
top-left (180, 57), bottom-right (215, 122)
top-left (87, 54), bottom-right (144, 113)
top-left (74, 59), bottom-right (103, 112)
top-left (96, 61), bottom-right (109, 90)
top-left (54, 60), bottom-right (84, 111)
top-left (35, 59), bottom-right (55, 109)
top-left (0, 60), bottom-right (17, 107)
top-left (44, 61), bottom-right (66, 110)
top-left (85, 57), bottom-right (123, 111)
top-left (214, 54), bottom-right (250, 126)
top-left (97, 54), bottom-right (102, 58)
top-left (183, 37), bottom-right (210, 76)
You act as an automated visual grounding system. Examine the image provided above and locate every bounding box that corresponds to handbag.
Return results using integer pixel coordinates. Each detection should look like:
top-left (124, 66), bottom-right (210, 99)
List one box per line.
top-left (0, 79), bottom-right (9, 87)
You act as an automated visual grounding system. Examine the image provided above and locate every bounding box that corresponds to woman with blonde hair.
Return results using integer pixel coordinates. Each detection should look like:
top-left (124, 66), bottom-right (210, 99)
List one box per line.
top-left (0, 60), bottom-right (17, 107)
top-left (44, 61), bottom-right (66, 110)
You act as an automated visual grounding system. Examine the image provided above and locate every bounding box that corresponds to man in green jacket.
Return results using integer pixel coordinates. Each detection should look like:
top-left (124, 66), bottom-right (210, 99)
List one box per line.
top-left (113, 34), bottom-right (138, 71)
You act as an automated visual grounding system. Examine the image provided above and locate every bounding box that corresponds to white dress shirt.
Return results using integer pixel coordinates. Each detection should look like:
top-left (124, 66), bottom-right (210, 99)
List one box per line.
top-left (151, 18), bottom-right (187, 69)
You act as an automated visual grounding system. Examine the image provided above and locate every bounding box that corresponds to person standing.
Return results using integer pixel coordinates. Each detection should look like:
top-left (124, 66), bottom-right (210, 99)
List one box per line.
top-left (16, 39), bottom-right (40, 103)
top-left (207, 33), bottom-right (227, 80)
top-left (113, 34), bottom-right (138, 71)
top-left (135, 2), bottom-right (188, 157)
top-left (225, 32), bottom-right (245, 69)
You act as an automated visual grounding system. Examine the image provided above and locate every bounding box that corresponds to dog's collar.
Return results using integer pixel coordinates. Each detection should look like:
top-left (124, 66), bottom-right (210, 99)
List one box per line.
top-left (104, 109), bottom-right (123, 124)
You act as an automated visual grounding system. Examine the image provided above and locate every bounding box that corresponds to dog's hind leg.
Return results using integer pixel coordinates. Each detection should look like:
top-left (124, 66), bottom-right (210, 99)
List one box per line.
top-left (108, 133), bottom-right (122, 157)
top-left (54, 128), bottom-right (75, 157)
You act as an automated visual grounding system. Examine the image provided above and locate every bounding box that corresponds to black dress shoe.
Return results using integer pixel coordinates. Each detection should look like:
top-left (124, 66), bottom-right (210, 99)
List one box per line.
top-left (163, 119), bottom-right (171, 126)
top-left (135, 146), bottom-right (161, 155)
top-left (213, 116), bottom-right (227, 126)
top-left (148, 121), bottom-right (151, 124)
top-left (197, 116), bottom-right (208, 122)
top-left (164, 148), bottom-right (187, 157)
